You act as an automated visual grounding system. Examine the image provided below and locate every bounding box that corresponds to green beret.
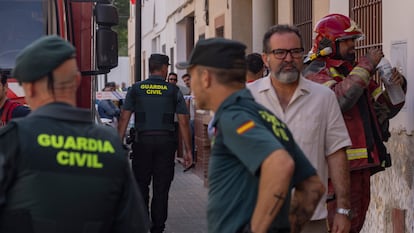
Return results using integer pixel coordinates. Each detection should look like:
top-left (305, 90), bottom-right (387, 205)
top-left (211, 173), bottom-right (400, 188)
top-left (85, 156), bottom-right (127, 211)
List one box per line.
top-left (12, 35), bottom-right (76, 83)
top-left (176, 38), bottom-right (246, 70)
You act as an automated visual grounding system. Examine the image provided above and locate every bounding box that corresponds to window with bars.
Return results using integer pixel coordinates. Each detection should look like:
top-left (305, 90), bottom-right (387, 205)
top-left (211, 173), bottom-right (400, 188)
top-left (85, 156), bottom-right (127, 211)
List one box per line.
top-left (350, 0), bottom-right (382, 82)
top-left (293, 0), bottom-right (312, 53)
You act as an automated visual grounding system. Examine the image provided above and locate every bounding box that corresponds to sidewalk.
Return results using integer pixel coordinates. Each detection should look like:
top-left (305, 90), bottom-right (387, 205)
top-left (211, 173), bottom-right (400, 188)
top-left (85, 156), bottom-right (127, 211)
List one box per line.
top-left (165, 162), bottom-right (208, 233)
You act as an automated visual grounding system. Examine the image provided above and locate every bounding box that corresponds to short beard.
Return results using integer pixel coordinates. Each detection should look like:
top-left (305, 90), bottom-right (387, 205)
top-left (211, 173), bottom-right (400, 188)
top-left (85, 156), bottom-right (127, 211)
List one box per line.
top-left (274, 70), bottom-right (299, 84)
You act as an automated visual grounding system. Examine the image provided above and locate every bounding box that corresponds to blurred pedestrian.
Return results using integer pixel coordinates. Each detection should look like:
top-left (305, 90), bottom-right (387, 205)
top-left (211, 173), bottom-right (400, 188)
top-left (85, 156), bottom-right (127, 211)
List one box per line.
top-left (181, 73), bottom-right (191, 90)
top-left (0, 74), bottom-right (30, 127)
top-left (97, 83), bottom-right (120, 127)
top-left (167, 71), bottom-right (192, 165)
top-left (168, 72), bottom-right (190, 95)
top-left (180, 74), bottom-right (196, 164)
top-left (246, 52), bottom-right (266, 83)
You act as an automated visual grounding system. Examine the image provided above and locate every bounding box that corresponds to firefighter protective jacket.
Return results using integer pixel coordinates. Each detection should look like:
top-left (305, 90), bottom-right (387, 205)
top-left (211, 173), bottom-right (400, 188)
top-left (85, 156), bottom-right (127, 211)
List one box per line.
top-left (304, 56), bottom-right (405, 173)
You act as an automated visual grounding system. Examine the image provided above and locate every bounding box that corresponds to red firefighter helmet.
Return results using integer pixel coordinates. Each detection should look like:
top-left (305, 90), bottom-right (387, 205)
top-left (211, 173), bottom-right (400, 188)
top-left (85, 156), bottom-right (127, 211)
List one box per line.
top-left (311, 13), bottom-right (364, 56)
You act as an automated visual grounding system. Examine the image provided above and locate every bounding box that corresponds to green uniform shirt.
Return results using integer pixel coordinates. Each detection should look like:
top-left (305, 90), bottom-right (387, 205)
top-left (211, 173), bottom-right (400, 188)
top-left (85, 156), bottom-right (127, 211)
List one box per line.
top-left (207, 89), bottom-right (316, 233)
top-left (123, 75), bottom-right (189, 131)
top-left (123, 75), bottom-right (188, 115)
top-left (0, 103), bottom-right (149, 233)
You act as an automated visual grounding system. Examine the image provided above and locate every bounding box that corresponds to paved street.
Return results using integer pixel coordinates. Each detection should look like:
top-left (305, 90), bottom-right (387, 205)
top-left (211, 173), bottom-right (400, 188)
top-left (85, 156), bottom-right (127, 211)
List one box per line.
top-left (165, 163), bottom-right (208, 233)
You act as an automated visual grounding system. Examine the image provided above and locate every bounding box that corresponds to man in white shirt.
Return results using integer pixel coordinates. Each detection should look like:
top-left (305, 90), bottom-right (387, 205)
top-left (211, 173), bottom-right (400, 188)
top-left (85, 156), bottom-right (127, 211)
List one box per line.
top-left (247, 24), bottom-right (352, 233)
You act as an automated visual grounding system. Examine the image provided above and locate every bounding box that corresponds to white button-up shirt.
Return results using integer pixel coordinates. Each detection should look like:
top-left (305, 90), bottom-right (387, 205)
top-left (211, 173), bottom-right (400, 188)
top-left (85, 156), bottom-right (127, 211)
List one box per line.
top-left (247, 75), bottom-right (351, 220)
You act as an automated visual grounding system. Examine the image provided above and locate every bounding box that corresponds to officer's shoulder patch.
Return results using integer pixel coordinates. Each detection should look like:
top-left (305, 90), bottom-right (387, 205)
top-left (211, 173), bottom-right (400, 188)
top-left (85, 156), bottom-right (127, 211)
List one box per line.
top-left (236, 120), bottom-right (255, 135)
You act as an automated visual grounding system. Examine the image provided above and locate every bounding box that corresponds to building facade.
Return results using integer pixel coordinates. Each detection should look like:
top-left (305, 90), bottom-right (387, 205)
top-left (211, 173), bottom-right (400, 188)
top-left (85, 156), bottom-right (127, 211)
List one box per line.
top-left (129, 1), bottom-right (414, 232)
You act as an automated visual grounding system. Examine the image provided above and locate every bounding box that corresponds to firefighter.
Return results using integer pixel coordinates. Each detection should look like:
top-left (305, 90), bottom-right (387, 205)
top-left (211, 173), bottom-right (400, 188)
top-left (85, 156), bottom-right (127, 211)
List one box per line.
top-left (0, 36), bottom-right (149, 232)
top-left (303, 14), bottom-right (406, 233)
top-left (118, 54), bottom-right (193, 233)
top-left (0, 74), bottom-right (30, 127)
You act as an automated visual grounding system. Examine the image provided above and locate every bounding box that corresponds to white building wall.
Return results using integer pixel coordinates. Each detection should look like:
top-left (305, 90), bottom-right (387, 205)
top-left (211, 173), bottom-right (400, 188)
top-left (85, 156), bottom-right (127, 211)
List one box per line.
top-left (107, 57), bottom-right (130, 86)
top-left (141, 0), bottom-right (194, 83)
top-left (329, 0), bottom-right (348, 16)
top-left (313, 0), bottom-right (330, 24)
top-left (252, 0), bottom-right (273, 52)
top-left (175, 22), bottom-right (187, 80)
top-left (97, 57), bottom-right (130, 91)
top-left (382, 0), bottom-right (414, 134)
top-left (365, 1), bottom-right (414, 232)
top-left (277, 0), bottom-right (292, 24)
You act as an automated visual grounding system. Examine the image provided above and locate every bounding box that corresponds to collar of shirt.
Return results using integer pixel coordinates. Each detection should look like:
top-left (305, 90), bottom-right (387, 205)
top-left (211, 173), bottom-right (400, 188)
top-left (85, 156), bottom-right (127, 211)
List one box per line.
top-left (249, 75), bottom-right (311, 99)
top-left (211, 88), bottom-right (255, 127)
top-left (29, 102), bottom-right (92, 123)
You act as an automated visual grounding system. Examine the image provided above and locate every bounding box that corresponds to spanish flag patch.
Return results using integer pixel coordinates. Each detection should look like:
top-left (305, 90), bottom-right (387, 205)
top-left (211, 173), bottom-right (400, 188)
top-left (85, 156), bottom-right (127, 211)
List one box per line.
top-left (236, 120), bottom-right (255, 134)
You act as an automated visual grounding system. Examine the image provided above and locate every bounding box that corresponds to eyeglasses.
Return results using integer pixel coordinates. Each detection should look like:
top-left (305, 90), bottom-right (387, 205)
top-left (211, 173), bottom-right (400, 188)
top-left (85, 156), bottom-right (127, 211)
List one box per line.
top-left (169, 79), bottom-right (177, 81)
top-left (269, 48), bottom-right (304, 59)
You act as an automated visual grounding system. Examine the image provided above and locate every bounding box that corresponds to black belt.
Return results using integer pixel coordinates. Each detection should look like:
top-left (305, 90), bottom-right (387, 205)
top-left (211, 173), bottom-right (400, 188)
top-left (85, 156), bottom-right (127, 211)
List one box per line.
top-left (139, 130), bottom-right (173, 136)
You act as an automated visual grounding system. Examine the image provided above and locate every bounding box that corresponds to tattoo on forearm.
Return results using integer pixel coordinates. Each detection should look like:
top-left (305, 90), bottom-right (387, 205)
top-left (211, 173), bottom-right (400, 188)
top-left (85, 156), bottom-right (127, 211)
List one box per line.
top-left (269, 193), bottom-right (285, 216)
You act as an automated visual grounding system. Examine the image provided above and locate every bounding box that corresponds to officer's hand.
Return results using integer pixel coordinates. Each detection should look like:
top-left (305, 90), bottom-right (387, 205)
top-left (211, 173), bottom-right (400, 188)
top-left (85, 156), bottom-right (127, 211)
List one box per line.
top-left (183, 150), bottom-right (193, 170)
top-left (366, 48), bottom-right (383, 67)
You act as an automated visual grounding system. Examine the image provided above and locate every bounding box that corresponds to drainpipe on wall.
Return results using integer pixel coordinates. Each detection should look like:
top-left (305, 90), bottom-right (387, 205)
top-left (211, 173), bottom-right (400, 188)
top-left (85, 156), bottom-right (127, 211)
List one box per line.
top-left (135, 0), bottom-right (142, 82)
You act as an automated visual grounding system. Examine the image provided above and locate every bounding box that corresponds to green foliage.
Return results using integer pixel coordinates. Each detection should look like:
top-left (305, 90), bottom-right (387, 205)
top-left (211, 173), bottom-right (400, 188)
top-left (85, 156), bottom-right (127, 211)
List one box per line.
top-left (113, 0), bottom-right (129, 56)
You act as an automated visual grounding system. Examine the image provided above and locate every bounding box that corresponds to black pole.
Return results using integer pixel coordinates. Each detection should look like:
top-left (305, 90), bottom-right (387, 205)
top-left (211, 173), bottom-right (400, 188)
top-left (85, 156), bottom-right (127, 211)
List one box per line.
top-left (135, 0), bottom-right (142, 82)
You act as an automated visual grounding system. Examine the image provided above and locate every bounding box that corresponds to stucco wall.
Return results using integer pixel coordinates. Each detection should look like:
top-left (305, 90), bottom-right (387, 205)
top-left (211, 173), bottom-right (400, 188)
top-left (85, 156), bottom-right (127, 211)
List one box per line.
top-left (382, 0), bottom-right (414, 134)
top-left (361, 131), bottom-right (414, 233)
top-left (139, 0), bottom-right (195, 81)
top-left (277, 0), bottom-right (292, 24)
top-left (313, 0), bottom-right (330, 24)
top-left (329, 0), bottom-right (348, 16)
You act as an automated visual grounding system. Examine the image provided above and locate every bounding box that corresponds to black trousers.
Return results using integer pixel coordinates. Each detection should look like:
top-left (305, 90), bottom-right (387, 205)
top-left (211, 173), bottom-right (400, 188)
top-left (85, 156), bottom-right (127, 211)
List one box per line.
top-left (131, 134), bottom-right (177, 233)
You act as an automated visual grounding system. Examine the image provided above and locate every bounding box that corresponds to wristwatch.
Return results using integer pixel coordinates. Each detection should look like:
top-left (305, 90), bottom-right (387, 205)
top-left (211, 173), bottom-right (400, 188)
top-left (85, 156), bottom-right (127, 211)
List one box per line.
top-left (336, 208), bottom-right (353, 220)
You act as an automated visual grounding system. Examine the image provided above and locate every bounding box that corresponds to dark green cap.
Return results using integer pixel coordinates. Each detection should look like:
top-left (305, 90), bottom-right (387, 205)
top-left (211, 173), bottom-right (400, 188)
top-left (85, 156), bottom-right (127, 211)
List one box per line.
top-left (149, 54), bottom-right (170, 65)
top-left (176, 38), bottom-right (246, 70)
top-left (12, 35), bottom-right (76, 83)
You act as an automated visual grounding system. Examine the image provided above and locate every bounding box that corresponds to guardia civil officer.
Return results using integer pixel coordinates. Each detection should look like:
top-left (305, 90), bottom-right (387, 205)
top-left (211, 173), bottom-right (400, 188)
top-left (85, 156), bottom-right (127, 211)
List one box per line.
top-left (0, 36), bottom-right (149, 233)
top-left (118, 54), bottom-right (193, 233)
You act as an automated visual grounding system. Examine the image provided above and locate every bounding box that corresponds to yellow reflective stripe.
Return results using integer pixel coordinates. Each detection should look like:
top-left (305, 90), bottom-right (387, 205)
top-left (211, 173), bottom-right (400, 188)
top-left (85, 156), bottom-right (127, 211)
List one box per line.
top-left (329, 67), bottom-right (345, 79)
top-left (323, 80), bottom-right (337, 88)
top-left (346, 148), bottom-right (368, 160)
top-left (349, 67), bottom-right (370, 84)
top-left (372, 86), bottom-right (382, 101)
